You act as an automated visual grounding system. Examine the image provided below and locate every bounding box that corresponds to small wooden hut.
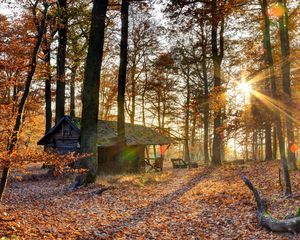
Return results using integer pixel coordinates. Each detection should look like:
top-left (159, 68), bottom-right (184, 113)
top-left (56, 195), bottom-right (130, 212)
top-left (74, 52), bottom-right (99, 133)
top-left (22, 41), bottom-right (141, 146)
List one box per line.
top-left (37, 116), bottom-right (81, 154)
top-left (37, 116), bottom-right (171, 174)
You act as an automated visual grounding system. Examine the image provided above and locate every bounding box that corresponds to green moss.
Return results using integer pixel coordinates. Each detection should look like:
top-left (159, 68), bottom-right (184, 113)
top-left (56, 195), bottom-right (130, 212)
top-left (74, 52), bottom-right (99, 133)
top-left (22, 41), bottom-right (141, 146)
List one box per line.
top-left (263, 210), bottom-right (270, 216)
top-left (263, 210), bottom-right (278, 221)
top-left (295, 207), bottom-right (300, 217)
top-left (0, 236), bottom-right (18, 240)
top-left (71, 118), bottom-right (81, 128)
top-left (263, 208), bottom-right (300, 221)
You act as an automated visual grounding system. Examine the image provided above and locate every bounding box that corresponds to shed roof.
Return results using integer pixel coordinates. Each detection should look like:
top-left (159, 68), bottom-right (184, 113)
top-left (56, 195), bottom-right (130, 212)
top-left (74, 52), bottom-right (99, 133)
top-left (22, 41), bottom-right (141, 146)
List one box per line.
top-left (37, 116), bottom-right (172, 146)
top-left (97, 120), bottom-right (171, 146)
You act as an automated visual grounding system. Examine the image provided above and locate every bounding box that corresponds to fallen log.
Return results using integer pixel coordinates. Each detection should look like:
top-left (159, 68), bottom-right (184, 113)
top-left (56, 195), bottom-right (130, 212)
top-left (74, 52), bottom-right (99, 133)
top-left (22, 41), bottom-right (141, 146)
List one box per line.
top-left (241, 176), bottom-right (300, 233)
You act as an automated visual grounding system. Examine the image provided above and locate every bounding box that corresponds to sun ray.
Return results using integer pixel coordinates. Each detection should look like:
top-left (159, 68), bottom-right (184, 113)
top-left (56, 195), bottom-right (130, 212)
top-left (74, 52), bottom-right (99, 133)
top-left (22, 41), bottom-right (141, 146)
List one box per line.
top-left (243, 60), bottom-right (300, 87)
top-left (251, 90), bottom-right (300, 125)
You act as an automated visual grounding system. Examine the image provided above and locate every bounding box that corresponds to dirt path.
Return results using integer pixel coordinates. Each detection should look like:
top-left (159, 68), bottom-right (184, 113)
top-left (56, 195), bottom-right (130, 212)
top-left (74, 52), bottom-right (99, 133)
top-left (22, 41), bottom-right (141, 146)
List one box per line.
top-left (96, 169), bottom-right (212, 239)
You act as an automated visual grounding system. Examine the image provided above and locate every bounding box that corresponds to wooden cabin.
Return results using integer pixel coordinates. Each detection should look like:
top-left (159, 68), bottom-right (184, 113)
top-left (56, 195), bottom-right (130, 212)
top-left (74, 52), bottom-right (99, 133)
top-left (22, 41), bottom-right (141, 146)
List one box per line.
top-left (37, 116), bottom-right (81, 154)
top-left (37, 116), bottom-right (172, 174)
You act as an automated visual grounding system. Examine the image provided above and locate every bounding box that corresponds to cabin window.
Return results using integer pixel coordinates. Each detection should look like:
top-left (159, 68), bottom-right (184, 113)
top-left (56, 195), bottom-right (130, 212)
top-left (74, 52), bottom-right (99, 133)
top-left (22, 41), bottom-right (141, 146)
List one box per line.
top-left (62, 124), bottom-right (72, 136)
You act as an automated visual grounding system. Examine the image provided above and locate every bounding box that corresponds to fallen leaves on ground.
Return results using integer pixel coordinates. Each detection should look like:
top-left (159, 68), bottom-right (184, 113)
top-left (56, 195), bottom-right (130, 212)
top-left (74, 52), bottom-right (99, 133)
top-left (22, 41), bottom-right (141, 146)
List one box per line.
top-left (1, 160), bottom-right (300, 239)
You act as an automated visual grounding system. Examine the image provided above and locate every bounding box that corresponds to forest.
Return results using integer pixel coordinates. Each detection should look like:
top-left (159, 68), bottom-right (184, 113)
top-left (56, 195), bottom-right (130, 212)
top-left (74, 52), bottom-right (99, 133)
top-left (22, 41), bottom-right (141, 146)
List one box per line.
top-left (1, 0), bottom-right (300, 239)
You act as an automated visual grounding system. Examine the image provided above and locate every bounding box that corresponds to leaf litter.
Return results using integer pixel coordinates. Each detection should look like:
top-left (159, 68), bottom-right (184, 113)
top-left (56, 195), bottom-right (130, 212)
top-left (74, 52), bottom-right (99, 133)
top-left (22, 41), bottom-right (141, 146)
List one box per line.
top-left (1, 161), bottom-right (300, 239)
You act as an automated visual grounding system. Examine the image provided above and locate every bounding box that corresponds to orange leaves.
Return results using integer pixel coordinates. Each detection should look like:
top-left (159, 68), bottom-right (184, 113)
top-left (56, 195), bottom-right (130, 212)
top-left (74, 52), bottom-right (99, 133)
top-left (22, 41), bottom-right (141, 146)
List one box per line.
top-left (210, 86), bottom-right (227, 126)
top-left (0, 150), bottom-right (89, 173)
top-left (1, 161), bottom-right (299, 239)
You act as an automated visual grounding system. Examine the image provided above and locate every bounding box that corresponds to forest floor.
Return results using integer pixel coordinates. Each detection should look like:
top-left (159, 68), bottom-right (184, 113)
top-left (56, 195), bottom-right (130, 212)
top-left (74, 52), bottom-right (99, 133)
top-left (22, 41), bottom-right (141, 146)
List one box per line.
top-left (1, 160), bottom-right (300, 239)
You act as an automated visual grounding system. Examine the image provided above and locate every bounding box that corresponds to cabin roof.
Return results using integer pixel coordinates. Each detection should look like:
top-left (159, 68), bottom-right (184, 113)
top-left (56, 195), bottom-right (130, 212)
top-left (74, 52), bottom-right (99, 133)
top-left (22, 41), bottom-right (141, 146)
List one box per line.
top-left (37, 116), bottom-right (172, 146)
top-left (37, 115), bottom-right (81, 145)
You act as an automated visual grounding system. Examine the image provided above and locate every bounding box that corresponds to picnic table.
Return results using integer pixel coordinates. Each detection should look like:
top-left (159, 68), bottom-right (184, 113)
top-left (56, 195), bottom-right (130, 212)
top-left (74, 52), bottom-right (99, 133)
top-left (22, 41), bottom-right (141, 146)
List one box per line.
top-left (144, 157), bottom-right (163, 172)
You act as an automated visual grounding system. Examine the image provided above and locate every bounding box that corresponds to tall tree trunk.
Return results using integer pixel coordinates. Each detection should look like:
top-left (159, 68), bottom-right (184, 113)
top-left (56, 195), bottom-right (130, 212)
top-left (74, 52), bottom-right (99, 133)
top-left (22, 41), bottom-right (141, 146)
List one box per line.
top-left (233, 131), bottom-right (237, 159)
top-left (162, 102), bottom-right (166, 130)
top-left (130, 62), bottom-right (136, 124)
top-left (184, 69), bottom-right (191, 166)
top-left (211, 0), bottom-right (224, 166)
top-left (42, 34), bottom-right (52, 133)
top-left (257, 131), bottom-right (261, 161)
top-left (157, 98), bottom-right (161, 128)
top-left (141, 93), bottom-right (146, 126)
top-left (141, 59), bottom-right (148, 127)
top-left (260, 130), bottom-right (264, 161)
top-left (203, 103), bottom-right (210, 164)
top-left (265, 123), bottom-right (272, 160)
top-left (0, 2), bottom-right (48, 201)
top-left (273, 126), bottom-right (278, 160)
top-left (191, 114), bottom-right (196, 162)
top-left (11, 84), bottom-right (18, 116)
top-left (252, 130), bottom-right (258, 161)
top-left (260, 0), bottom-right (291, 195)
top-left (70, 65), bottom-right (77, 118)
top-left (245, 130), bottom-right (249, 161)
top-left (278, 0), bottom-right (297, 170)
top-left (55, 0), bottom-right (67, 123)
top-left (201, 26), bottom-right (210, 164)
top-left (286, 119), bottom-right (296, 168)
top-left (79, 0), bottom-right (109, 184)
top-left (209, 129), bottom-right (213, 158)
top-left (117, 0), bottom-right (129, 143)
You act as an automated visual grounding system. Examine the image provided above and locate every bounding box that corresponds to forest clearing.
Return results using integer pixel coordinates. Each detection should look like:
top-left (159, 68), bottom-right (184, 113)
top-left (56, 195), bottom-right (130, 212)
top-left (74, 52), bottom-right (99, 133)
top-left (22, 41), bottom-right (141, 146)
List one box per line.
top-left (1, 160), bottom-right (300, 239)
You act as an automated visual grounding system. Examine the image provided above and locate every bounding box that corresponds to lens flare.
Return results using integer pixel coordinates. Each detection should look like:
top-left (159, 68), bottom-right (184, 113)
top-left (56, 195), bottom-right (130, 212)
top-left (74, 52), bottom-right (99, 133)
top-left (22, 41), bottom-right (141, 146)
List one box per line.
top-left (268, 3), bottom-right (285, 18)
top-left (290, 144), bottom-right (299, 153)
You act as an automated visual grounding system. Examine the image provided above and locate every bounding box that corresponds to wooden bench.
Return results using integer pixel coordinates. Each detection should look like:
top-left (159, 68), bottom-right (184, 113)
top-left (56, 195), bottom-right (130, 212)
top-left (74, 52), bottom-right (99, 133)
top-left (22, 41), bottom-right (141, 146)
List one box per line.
top-left (171, 158), bottom-right (187, 168)
top-left (171, 158), bottom-right (198, 168)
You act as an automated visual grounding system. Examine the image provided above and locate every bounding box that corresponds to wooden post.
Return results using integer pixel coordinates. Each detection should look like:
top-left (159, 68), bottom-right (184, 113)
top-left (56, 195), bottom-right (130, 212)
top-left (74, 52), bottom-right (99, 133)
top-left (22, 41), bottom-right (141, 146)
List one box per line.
top-left (153, 145), bottom-right (157, 158)
top-left (145, 145), bottom-right (150, 160)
